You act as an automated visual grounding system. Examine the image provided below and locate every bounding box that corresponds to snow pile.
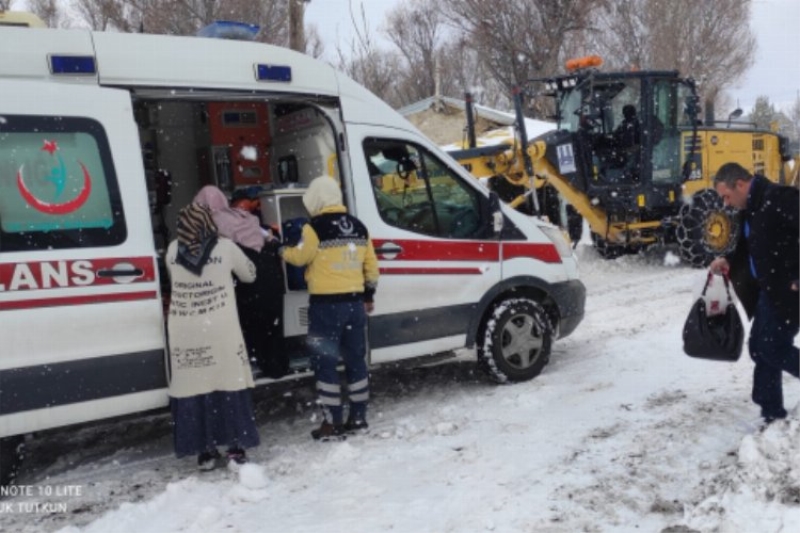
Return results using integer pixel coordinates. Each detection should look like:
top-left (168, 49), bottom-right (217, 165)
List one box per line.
top-left (683, 412), bottom-right (800, 532)
top-left (54, 467), bottom-right (275, 533)
top-left (237, 463), bottom-right (269, 490)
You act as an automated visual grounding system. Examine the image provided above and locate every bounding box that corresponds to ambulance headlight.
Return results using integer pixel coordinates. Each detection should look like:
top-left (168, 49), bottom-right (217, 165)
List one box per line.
top-left (539, 225), bottom-right (574, 259)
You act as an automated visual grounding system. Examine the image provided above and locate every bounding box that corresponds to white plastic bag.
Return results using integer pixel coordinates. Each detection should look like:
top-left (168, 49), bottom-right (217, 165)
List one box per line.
top-left (692, 272), bottom-right (734, 317)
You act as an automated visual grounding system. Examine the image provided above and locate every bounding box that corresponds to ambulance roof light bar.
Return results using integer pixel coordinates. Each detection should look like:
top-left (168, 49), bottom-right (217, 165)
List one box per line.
top-left (197, 20), bottom-right (260, 41)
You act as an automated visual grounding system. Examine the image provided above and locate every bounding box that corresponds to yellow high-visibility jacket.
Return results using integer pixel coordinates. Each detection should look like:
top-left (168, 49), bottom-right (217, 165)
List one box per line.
top-left (282, 205), bottom-right (378, 303)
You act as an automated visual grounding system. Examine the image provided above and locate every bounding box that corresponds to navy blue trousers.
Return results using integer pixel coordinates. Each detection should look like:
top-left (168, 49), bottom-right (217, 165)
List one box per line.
top-left (307, 301), bottom-right (369, 425)
top-left (749, 292), bottom-right (799, 419)
top-left (170, 389), bottom-right (260, 458)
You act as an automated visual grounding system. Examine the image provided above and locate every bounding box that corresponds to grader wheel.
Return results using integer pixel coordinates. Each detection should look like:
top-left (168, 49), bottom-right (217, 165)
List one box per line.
top-left (676, 189), bottom-right (739, 267)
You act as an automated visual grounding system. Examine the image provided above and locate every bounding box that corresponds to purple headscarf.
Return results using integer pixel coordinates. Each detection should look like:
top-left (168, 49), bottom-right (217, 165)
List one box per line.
top-left (194, 185), bottom-right (264, 252)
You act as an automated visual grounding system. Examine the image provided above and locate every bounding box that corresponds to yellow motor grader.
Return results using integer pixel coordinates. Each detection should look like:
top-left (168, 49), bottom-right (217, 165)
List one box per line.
top-left (449, 56), bottom-right (799, 265)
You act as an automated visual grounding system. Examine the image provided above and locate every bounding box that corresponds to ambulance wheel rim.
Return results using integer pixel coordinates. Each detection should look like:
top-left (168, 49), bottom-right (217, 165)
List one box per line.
top-left (477, 298), bottom-right (552, 383)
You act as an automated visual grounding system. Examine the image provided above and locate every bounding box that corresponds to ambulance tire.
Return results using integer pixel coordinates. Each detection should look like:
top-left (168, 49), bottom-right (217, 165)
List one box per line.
top-left (0, 436), bottom-right (25, 488)
top-left (477, 298), bottom-right (552, 384)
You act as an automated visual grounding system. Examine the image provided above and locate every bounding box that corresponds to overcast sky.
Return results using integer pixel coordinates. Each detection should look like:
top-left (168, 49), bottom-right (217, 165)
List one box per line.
top-left (306, 0), bottom-right (800, 113)
top-left (25, 0), bottom-right (800, 113)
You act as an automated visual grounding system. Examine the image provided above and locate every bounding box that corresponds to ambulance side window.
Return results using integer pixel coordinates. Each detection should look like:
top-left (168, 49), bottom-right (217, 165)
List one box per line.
top-left (364, 138), bottom-right (484, 239)
top-left (0, 115), bottom-right (125, 252)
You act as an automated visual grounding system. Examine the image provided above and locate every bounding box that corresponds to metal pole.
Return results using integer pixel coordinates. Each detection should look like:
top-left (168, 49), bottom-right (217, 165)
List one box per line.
top-left (465, 92), bottom-right (477, 149)
top-left (513, 86), bottom-right (540, 215)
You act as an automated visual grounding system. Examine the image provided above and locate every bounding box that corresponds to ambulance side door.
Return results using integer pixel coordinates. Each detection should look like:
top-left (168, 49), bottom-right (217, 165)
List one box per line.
top-left (0, 80), bottom-right (167, 439)
top-left (346, 126), bottom-right (502, 364)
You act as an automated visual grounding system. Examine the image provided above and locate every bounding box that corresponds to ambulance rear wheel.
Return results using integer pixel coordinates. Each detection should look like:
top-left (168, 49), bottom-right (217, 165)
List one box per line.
top-left (0, 436), bottom-right (25, 488)
top-left (477, 298), bottom-right (552, 383)
top-left (677, 189), bottom-right (739, 267)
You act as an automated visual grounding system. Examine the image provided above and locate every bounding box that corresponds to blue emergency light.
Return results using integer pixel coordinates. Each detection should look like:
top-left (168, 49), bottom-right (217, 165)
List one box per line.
top-left (256, 64), bottom-right (292, 83)
top-left (49, 55), bottom-right (97, 75)
top-left (197, 21), bottom-right (260, 41)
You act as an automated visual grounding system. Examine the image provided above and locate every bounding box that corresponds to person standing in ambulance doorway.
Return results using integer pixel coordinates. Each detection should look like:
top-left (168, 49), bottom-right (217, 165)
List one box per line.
top-left (194, 185), bottom-right (289, 379)
top-left (709, 162), bottom-right (799, 426)
top-left (166, 203), bottom-right (261, 470)
top-left (280, 176), bottom-right (379, 441)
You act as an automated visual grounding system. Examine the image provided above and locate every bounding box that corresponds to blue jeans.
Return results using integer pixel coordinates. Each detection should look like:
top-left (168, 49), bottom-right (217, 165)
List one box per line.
top-left (749, 292), bottom-right (799, 419)
top-left (306, 300), bottom-right (369, 425)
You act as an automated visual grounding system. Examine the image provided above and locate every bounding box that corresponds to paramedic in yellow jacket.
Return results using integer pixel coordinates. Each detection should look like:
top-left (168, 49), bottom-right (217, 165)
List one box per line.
top-left (280, 176), bottom-right (379, 440)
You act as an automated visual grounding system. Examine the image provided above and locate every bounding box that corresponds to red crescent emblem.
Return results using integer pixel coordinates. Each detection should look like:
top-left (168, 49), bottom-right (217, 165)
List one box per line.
top-left (17, 163), bottom-right (92, 215)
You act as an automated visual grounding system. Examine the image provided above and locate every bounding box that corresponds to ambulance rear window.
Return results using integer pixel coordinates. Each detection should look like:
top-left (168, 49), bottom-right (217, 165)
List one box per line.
top-left (0, 115), bottom-right (125, 251)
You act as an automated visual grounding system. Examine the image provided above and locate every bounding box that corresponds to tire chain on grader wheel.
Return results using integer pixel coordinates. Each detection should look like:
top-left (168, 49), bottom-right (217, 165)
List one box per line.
top-left (676, 189), bottom-right (739, 268)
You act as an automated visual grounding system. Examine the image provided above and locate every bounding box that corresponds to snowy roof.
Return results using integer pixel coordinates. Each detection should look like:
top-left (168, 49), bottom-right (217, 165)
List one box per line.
top-left (398, 95), bottom-right (555, 149)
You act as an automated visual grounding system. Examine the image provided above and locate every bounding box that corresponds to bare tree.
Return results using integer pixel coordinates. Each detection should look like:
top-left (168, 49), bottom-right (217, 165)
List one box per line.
top-left (789, 95), bottom-right (800, 145)
top-left (383, 0), bottom-right (447, 104)
top-left (592, 0), bottom-right (755, 112)
top-left (749, 95), bottom-right (779, 130)
top-left (28, 0), bottom-right (67, 28)
top-left (440, 0), bottom-right (602, 117)
top-left (73, 0), bottom-right (138, 32)
top-left (588, 0), bottom-right (647, 70)
top-left (304, 23), bottom-right (324, 58)
top-left (334, 1), bottom-right (404, 106)
top-left (73, 0), bottom-right (290, 45)
top-left (288, 0), bottom-right (307, 52)
top-left (440, 37), bottom-right (510, 110)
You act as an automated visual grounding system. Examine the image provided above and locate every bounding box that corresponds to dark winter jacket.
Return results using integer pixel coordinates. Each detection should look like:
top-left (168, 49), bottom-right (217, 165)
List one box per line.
top-left (725, 175), bottom-right (799, 324)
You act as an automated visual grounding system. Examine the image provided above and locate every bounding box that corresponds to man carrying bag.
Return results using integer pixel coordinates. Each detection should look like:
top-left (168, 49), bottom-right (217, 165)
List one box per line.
top-left (707, 162), bottom-right (799, 426)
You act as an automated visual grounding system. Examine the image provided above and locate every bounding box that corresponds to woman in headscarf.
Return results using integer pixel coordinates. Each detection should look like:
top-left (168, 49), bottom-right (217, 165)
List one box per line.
top-left (166, 203), bottom-right (260, 470)
top-left (194, 185), bottom-right (267, 253)
top-left (194, 185), bottom-right (288, 379)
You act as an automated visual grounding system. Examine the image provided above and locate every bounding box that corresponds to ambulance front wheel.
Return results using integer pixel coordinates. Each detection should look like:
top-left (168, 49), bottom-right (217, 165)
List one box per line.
top-left (477, 298), bottom-right (553, 383)
top-left (0, 435), bottom-right (25, 488)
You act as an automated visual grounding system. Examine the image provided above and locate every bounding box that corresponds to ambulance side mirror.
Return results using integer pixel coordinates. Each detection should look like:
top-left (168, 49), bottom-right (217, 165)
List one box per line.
top-left (488, 192), bottom-right (504, 235)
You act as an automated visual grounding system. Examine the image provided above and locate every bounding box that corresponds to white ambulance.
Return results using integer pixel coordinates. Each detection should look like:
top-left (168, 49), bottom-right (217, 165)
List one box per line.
top-left (0, 20), bottom-right (585, 483)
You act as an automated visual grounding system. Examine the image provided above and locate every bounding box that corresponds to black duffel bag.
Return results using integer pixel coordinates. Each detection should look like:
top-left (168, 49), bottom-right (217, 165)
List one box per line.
top-left (682, 273), bottom-right (744, 362)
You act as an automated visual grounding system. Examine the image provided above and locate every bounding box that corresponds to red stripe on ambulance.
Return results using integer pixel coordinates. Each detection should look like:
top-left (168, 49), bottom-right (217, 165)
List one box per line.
top-left (372, 239), bottom-right (561, 264)
top-left (380, 267), bottom-right (484, 276)
top-left (502, 242), bottom-right (561, 264)
top-left (0, 256), bottom-right (156, 292)
top-left (372, 239), bottom-right (500, 262)
top-left (0, 290), bottom-right (159, 311)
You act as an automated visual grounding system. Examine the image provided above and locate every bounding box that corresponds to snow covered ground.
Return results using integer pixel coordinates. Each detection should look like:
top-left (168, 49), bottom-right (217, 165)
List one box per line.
top-left (3, 241), bottom-right (799, 533)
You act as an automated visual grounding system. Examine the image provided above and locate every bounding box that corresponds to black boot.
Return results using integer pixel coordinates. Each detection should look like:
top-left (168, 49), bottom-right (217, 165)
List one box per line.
top-left (197, 449), bottom-right (222, 471)
top-left (344, 417), bottom-right (369, 434)
top-left (311, 421), bottom-right (345, 441)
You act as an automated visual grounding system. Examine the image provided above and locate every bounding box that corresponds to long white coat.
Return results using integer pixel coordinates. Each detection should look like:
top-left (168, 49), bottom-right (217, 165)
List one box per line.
top-left (165, 238), bottom-right (257, 398)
